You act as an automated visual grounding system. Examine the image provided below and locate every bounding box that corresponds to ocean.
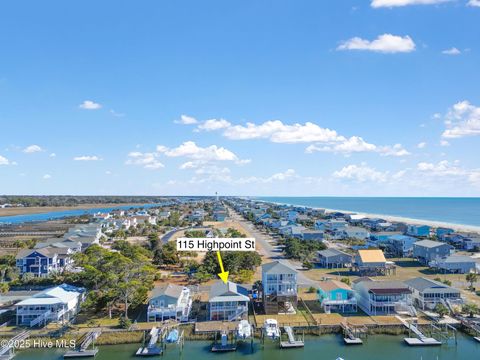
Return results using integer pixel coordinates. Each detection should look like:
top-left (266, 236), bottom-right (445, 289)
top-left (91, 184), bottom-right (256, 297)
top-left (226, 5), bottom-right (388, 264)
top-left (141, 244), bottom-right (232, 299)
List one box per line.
top-left (256, 197), bottom-right (480, 227)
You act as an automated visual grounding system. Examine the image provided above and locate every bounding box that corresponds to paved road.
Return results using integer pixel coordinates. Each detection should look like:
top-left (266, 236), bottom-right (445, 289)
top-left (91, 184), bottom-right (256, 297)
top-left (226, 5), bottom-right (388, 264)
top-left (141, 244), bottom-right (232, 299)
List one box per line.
top-left (227, 208), bottom-right (317, 286)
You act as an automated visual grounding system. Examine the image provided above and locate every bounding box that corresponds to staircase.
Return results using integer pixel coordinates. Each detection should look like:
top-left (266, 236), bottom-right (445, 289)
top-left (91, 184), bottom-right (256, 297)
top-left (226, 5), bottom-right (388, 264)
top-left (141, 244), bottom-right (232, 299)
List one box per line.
top-left (29, 310), bottom-right (52, 327)
top-left (228, 307), bottom-right (247, 321)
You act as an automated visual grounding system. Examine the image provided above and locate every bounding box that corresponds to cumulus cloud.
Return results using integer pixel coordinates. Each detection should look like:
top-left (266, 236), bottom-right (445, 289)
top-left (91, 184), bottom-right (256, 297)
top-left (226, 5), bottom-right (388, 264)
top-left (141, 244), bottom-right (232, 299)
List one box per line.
top-left (79, 100), bottom-right (102, 110)
top-left (306, 138), bottom-right (409, 157)
top-left (197, 119), bottom-right (231, 131)
top-left (125, 152), bottom-right (164, 169)
top-left (467, 0), bottom-right (480, 7)
top-left (236, 169), bottom-right (298, 184)
top-left (23, 145), bottom-right (44, 153)
top-left (174, 115), bottom-right (198, 125)
top-left (417, 142), bottom-right (427, 149)
top-left (371, 0), bottom-right (451, 7)
top-left (417, 161), bottom-right (480, 188)
top-left (223, 120), bottom-right (343, 143)
top-left (73, 155), bottom-right (102, 161)
top-left (0, 155), bottom-right (11, 165)
top-left (43, 174), bottom-right (52, 179)
top-left (442, 47), bottom-right (461, 55)
top-left (333, 164), bottom-right (388, 183)
top-left (442, 100), bottom-right (480, 138)
top-left (337, 34), bottom-right (416, 53)
top-left (160, 141), bottom-right (244, 163)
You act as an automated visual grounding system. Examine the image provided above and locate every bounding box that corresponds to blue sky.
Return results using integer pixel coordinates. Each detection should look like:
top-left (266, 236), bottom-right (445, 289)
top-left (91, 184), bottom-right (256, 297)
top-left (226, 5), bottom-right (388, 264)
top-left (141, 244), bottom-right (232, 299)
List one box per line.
top-left (1, 0), bottom-right (479, 196)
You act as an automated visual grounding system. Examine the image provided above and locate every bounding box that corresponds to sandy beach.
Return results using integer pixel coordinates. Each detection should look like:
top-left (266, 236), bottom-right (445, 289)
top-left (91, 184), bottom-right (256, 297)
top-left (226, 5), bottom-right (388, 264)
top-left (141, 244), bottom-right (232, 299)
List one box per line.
top-left (259, 200), bottom-right (480, 234)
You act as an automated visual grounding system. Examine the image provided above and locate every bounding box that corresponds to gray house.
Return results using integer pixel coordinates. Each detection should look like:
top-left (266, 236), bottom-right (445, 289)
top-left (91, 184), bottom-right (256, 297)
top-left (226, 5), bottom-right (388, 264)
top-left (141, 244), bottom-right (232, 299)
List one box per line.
top-left (413, 240), bottom-right (452, 265)
top-left (432, 255), bottom-right (478, 274)
top-left (404, 277), bottom-right (462, 310)
top-left (301, 229), bottom-right (324, 241)
top-left (316, 249), bottom-right (353, 268)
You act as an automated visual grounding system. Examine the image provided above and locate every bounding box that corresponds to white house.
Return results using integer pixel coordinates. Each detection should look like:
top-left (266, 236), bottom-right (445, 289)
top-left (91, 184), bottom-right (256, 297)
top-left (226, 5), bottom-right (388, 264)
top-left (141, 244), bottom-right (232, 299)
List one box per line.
top-left (15, 284), bottom-right (85, 327)
top-left (262, 261), bottom-right (298, 314)
top-left (147, 284), bottom-right (191, 322)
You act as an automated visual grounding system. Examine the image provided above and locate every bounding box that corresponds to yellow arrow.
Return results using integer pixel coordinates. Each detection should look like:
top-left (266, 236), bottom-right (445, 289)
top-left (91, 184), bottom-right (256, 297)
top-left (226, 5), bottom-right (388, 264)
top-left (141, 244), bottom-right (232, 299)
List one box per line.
top-left (216, 251), bottom-right (229, 284)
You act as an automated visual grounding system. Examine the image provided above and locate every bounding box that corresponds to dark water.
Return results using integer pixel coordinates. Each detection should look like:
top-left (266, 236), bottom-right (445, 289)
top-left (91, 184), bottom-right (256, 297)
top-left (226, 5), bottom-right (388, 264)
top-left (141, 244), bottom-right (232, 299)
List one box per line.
top-left (256, 197), bottom-right (480, 227)
top-left (13, 335), bottom-right (480, 360)
top-left (0, 204), bottom-right (160, 224)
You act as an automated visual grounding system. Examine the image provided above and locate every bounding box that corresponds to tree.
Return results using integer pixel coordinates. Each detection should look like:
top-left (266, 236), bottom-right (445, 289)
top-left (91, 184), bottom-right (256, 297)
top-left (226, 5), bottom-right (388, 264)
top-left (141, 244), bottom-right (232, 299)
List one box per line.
top-left (466, 273), bottom-right (478, 290)
top-left (154, 242), bottom-right (179, 266)
top-left (434, 303), bottom-right (449, 318)
top-left (341, 278), bottom-right (351, 286)
top-left (0, 282), bottom-right (9, 294)
top-left (234, 269), bottom-right (254, 284)
top-left (462, 303), bottom-right (479, 318)
top-left (302, 260), bottom-right (313, 270)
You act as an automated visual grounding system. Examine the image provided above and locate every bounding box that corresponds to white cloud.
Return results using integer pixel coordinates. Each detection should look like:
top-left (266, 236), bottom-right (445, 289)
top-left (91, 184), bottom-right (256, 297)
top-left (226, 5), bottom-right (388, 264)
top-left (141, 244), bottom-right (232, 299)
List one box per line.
top-left (49, 153), bottom-right (56, 158)
top-left (467, 0), bottom-right (480, 7)
top-left (23, 144), bottom-right (44, 153)
top-left (378, 144), bottom-right (411, 157)
top-left (79, 100), bottom-right (102, 110)
top-left (441, 100), bottom-right (480, 138)
top-left (371, 0), bottom-right (451, 7)
top-left (197, 119), bottom-right (231, 131)
top-left (333, 164), bottom-right (388, 183)
top-left (306, 136), bottom-right (377, 155)
top-left (306, 139), bottom-right (409, 157)
top-left (73, 155), bottom-right (102, 161)
top-left (110, 109), bottom-right (125, 117)
top-left (223, 120), bottom-right (343, 143)
top-left (236, 169), bottom-right (298, 184)
top-left (0, 155), bottom-right (11, 165)
top-left (440, 140), bottom-right (450, 147)
top-left (417, 142), bottom-right (427, 149)
top-left (174, 115), bottom-right (198, 125)
top-left (442, 47), bottom-right (461, 55)
top-left (161, 141), bottom-right (241, 162)
top-left (417, 160), bottom-right (480, 188)
top-left (125, 152), bottom-right (164, 170)
top-left (43, 174), bottom-right (52, 179)
top-left (337, 34), bottom-right (416, 53)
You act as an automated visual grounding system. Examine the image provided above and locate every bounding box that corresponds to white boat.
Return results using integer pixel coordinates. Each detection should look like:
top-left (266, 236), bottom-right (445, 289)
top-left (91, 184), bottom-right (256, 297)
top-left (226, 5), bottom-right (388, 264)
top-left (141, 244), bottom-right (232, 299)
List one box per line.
top-left (263, 319), bottom-right (280, 339)
top-left (237, 320), bottom-right (252, 339)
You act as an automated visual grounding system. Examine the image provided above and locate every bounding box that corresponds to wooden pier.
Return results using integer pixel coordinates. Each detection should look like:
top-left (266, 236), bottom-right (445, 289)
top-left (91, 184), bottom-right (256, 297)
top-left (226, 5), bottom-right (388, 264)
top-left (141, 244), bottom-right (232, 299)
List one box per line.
top-left (0, 331), bottom-right (30, 360)
top-left (341, 323), bottom-right (364, 345)
top-left (211, 331), bottom-right (237, 352)
top-left (64, 330), bottom-right (101, 358)
top-left (279, 326), bottom-right (304, 348)
top-left (136, 327), bottom-right (163, 357)
top-left (396, 316), bottom-right (442, 347)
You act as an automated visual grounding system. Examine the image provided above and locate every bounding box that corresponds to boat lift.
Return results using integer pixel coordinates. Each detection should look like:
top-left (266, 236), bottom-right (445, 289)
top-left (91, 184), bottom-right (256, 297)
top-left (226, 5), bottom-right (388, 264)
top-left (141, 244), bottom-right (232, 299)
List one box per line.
top-left (64, 330), bottom-right (101, 358)
top-left (136, 327), bottom-right (162, 356)
top-left (279, 326), bottom-right (304, 348)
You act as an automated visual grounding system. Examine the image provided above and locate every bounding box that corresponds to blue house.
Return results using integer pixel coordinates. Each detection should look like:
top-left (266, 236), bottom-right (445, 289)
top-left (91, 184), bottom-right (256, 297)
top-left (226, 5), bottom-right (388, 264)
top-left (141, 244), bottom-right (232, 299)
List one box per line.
top-left (407, 225), bottom-right (431, 237)
top-left (317, 280), bottom-right (357, 313)
top-left (15, 248), bottom-right (73, 277)
top-left (314, 220), bottom-right (327, 231)
top-left (436, 227), bottom-right (454, 239)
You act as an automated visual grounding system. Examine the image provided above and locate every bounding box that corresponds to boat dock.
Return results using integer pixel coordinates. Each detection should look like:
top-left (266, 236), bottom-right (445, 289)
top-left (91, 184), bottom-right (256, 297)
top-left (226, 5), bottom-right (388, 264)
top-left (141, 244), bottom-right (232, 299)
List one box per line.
top-left (279, 326), bottom-right (304, 348)
top-left (0, 331), bottom-right (30, 360)
top-left (211, 331), bottom-right (237, 352)
top-left (136, 327), bottom-right (163, 356)
top-left (64, 330), bottom-right (101, 358)
top-left (341, 323), bottom-right (364, 345)
top-left (396, 316), bottom-right (442, 346)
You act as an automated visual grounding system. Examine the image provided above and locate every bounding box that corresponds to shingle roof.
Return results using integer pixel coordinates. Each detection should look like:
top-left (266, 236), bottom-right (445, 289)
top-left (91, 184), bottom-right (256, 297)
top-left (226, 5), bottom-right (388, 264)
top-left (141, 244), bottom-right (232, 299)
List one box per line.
top-left (404, 277), bottom-right (452, 292)
top-left (357, 249), bottom-right (386, 263)
top-left (414, 240), bottom-right (446, 248)
top-left (317, 280), bottom-right (352, 292)
top-left (151, 284), bottom-right (185, 299)
top-left (261, 261), bottom-right (297, 274)
top-left (357, 279), bottom-right (410, 295)
top-left (208, 281), bottom-right (249, 302)
top-left (318, 249), bottom-right (351, 258)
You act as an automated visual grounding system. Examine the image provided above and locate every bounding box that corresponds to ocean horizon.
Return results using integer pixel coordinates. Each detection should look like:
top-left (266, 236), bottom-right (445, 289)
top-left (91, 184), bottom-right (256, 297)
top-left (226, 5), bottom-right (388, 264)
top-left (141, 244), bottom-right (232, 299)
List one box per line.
top-left (255, 196), bottom-right (480, 227)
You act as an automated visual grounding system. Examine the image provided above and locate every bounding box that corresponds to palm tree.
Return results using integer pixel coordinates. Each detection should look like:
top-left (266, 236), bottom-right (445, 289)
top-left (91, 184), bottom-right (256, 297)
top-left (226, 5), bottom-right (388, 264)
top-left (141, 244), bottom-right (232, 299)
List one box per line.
top-left (466, 273), bottom-right (478, 290)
